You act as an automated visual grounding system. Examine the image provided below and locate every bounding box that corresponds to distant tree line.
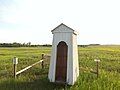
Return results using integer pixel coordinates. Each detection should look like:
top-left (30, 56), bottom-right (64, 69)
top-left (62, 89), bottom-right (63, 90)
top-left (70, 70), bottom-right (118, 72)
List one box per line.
top-left (0, 42), bottom-right (100, 47)
top-left (0, 42), bottom-right (52, 47)
top-left (78, 44), bottom-right (100, 48)
top-left (78, 45), bottom-right (88, 48)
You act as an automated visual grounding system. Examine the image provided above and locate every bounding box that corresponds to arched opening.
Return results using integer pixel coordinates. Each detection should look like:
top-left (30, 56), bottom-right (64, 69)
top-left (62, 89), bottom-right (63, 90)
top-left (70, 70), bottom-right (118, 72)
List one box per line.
top-left (55, 41), bottom-right (68, 82)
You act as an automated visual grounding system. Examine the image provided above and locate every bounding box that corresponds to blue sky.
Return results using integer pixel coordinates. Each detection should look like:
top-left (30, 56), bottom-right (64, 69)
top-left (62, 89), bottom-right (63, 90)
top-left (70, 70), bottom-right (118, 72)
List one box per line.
top-left (0, 0), bottom-right (120, 45)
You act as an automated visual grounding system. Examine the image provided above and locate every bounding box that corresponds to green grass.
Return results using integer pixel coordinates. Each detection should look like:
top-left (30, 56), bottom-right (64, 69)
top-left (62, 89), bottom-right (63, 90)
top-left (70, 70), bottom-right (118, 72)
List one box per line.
top-left (0, 46), bottom-right (120, 90)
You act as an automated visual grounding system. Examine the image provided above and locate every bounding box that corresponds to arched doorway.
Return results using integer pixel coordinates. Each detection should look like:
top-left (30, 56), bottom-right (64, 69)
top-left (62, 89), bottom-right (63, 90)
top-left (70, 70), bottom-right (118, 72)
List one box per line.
top-left (55, 41), bottom-right (68, 82)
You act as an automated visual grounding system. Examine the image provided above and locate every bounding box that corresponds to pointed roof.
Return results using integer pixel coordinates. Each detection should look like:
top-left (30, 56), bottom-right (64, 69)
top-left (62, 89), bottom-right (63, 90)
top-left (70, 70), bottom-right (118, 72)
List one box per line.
top-left (51, 23), bottom-right (78, 35)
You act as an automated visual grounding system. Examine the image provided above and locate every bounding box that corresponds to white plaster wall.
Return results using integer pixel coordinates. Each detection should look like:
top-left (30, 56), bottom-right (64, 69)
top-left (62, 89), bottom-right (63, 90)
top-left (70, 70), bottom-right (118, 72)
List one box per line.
top-left (48, 34), bottom-right (56, 82)
top-left (48, 32), bottom-right (73, 83)
top-left (48, 24), bottom-right (79, 85)
top-left (72, 34), bottom-right (79, 84)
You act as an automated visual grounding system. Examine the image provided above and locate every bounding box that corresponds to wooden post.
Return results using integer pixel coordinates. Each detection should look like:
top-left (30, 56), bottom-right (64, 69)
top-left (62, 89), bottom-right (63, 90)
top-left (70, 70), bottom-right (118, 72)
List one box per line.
top-left (41, 61), bottom-right (44, 69)
top-left (96, 61), bottom-right (99, 78)
top-left (13, 64), bottom-right (17, 78)
top-left (13, 57), bottom-right (18, 78)
top-left (94, 59), bottom-right (100, 78)
top-left (41, 54), bottom-right (44, 69)
top-left (42, 54), bottom-right (44, 59)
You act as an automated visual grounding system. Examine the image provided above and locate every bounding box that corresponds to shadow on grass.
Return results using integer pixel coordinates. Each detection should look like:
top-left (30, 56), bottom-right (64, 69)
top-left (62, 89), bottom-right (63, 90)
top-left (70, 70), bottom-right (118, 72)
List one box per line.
top-left (0, 69), bottom-right (71, 90)
top-left (0, 77), bottom-right (70, 90)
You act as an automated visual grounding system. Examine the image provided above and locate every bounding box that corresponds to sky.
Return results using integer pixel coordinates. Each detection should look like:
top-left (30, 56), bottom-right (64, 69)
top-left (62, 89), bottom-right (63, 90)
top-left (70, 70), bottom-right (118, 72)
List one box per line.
top-left (0, 0), bottom-right (120, 45)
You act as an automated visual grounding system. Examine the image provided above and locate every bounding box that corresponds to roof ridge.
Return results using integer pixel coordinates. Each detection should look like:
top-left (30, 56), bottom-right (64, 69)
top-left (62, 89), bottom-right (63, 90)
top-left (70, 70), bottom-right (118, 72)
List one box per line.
top-left (51, 23), bottom-right (75, 32)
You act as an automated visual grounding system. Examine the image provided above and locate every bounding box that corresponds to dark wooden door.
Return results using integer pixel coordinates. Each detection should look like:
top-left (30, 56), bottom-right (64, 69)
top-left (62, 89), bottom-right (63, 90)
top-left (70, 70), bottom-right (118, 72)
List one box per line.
top-left (55, 41), bottom-right (68, 82)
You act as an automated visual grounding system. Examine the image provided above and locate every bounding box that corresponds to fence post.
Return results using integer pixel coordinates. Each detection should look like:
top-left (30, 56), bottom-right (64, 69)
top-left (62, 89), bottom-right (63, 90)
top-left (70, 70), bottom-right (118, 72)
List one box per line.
top-left (95, 61), bottom-right (98, 78)
top-left (13, 57), bottom-right (18, 78)
top-left (94, 59), bottom-right (100, 78)
top-left (41, 54), bottom-right (44, 69)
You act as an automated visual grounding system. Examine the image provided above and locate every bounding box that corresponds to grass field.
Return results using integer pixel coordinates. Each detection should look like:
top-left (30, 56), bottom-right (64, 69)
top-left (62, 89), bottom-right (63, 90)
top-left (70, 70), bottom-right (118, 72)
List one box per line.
top-left (0, 46), bottom-right (120, 90)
